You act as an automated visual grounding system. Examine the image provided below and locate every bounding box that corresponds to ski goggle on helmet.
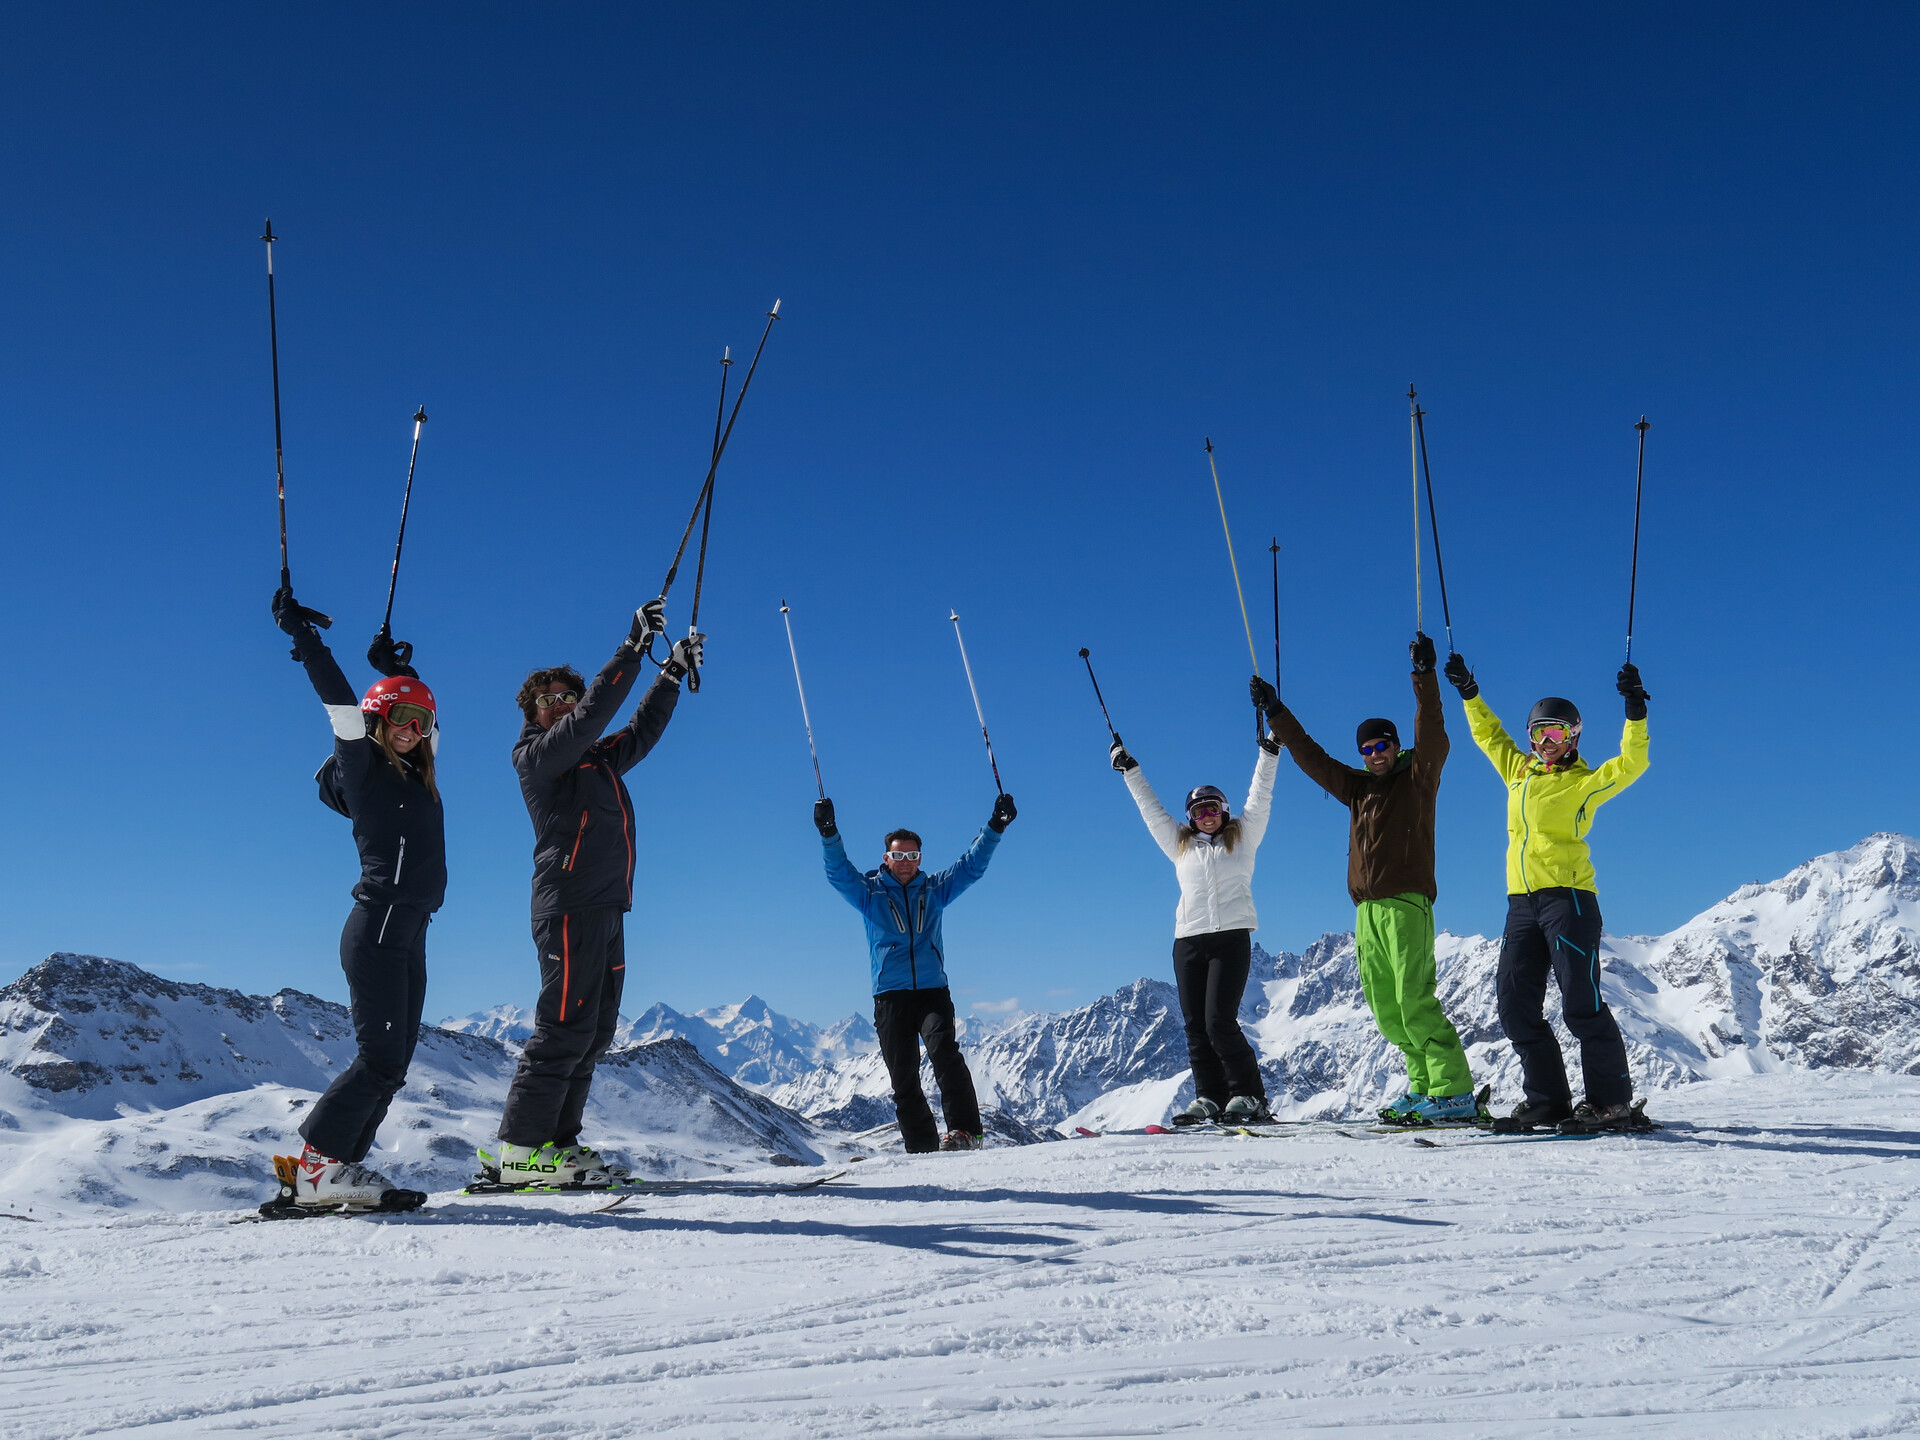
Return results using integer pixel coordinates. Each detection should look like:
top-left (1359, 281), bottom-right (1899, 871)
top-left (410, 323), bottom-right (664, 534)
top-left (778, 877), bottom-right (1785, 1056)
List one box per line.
top-left (361, 676), bottom-right (437, 737)
top-left (1185, 784), bottom-right (1230, 820)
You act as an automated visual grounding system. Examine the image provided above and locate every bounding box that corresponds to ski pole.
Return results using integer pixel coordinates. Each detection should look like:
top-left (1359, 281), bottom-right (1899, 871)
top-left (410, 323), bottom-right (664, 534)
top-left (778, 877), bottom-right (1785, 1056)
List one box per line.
top-left (379, 407), bottom-right (429, 638)
top-left (1407, 386), bottom-right (1423, 638)
top-left (1078, 648), bottom-right (1118, 742)
top-left (658, 301), bottom-right (781, 610)
top-left (681, 347), bottom-right (732, 694)
top-left (1269, 536), bottom-right (1282, 701)
top-left (780, 599), bottom-right (825, 800)
top-left (261, 219), bottom-right (329, 628)
top-left (1626, 416), bottom-right (1650, 662)
top-left (1204, 438), bottom-right (1265, 741)
top-left (949, 611), bottom-right (1004, 794)
top-left (1409, 385), bottom-right (1455, 653)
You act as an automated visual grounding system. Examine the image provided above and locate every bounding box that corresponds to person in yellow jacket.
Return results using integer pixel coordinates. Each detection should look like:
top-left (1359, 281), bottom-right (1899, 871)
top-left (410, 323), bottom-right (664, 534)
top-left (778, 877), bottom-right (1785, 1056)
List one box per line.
top-left (1442, 653), bottom-right (1650, 1132)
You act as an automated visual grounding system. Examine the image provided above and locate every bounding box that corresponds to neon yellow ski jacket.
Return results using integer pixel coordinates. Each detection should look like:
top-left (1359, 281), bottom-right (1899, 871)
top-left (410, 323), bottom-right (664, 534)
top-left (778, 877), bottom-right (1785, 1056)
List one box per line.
top-left (1463, 695), bottom-right (1648, 895)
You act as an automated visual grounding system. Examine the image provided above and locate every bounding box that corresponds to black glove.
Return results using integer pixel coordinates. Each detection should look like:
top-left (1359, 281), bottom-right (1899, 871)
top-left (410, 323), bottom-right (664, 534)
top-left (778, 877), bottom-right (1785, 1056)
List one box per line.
top-left (1442, 651), bottom-right (1478, 700)
top-left (271, 586), bottom-right (330, 662)
top-left (1617, 662), bottom-right (1649, 721)
top-left (367, 630), bottom-right (418, 679)
top-left (1258, 732), bottom-right (1280, 756)
top-left (988, 793), bottom-right (1017, 832)
top-left (813, 797), bottom-right (837, 839)
top-left (627, 598), bottom-right (666, 653)
top-left (664, 633), bottom-right (705, 680)
top-left (1249, 674), bottom-right (1279, 716)
top-left (1410, 632), bottom-right (1437, 674)
top-left (1109, 736), bottom-right (1137, 772)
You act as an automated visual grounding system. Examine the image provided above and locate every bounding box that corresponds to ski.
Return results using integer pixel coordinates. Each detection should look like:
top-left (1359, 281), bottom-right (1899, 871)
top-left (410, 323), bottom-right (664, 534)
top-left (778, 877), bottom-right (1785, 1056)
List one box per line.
top-left (461, 1169), bottom-right (850, 1201)
top-left (239, 1190), bottom-right (428, 1224)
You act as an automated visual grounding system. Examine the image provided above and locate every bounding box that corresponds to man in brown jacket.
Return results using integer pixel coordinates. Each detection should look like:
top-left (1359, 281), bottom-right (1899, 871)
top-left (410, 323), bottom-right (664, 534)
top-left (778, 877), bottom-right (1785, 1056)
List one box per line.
top-left (1251, 633), bottom-right (1477, 1125)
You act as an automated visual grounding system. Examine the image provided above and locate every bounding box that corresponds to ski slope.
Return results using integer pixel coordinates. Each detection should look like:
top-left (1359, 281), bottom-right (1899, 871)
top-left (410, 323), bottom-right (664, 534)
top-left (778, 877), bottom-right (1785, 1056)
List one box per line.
top-left (4, 1071), bottom-right (1917, 1438)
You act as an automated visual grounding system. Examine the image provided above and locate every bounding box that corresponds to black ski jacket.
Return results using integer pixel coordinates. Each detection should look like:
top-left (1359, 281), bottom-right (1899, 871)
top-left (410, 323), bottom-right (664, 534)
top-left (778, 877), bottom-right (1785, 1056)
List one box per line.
top-left (515, 644), bottom-right (680, 919)
top-left (301, 646), bottom-right (448, 914)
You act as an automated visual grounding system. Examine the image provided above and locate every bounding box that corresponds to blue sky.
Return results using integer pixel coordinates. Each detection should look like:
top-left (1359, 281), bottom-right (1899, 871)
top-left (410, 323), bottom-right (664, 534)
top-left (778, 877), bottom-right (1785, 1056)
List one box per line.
top-left (2, 5), bottom-right (1915, 1026)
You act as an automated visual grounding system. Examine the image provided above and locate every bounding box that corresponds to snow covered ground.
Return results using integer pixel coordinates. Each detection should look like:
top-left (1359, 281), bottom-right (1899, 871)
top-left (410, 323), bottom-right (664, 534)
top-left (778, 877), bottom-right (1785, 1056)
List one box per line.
top-left (5, 1070), bottom-right (1917, 1439)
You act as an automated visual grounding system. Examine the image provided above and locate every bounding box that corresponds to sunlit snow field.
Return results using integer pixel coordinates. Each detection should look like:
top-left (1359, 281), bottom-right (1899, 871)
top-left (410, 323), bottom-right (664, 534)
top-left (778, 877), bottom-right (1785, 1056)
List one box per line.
top-left (4, 1071), bottom-right (1917, 1439)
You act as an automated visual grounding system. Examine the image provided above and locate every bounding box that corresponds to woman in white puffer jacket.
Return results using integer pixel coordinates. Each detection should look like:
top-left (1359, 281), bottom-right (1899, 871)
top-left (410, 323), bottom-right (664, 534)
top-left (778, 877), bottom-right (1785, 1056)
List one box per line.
top-left (1112, 729), bottom-right (1280, 1123)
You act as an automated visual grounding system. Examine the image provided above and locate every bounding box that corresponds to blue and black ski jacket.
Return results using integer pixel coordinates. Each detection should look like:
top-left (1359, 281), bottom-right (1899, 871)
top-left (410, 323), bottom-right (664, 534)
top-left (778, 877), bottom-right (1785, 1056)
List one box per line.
top-left (302, 645), bottom-right (447, 916)
top-left (515, 643), bottom-right (681, 920)
top-left (823, 827), bottom-right (1001, 995)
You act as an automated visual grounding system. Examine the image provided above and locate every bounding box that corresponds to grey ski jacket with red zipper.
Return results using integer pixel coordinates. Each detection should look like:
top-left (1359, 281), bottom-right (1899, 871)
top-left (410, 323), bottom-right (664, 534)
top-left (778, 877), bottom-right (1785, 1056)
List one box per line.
top-left (515, 643), bottom-right (681, 920)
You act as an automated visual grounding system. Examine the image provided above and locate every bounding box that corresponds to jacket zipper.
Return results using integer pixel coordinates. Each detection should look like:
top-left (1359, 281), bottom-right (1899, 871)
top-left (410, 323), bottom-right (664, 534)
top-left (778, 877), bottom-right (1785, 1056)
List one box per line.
top-left (565, 810), bottom-right (588, 871)
top-left (605, 762), bottom-right (634, 903)
top-left (394, 836), bottom-right (407, 885)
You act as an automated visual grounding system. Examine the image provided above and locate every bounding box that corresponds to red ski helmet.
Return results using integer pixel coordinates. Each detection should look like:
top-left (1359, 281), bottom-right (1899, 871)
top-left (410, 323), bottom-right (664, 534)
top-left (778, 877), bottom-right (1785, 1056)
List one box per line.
top-left (361, 675), bottom-right (437, 737)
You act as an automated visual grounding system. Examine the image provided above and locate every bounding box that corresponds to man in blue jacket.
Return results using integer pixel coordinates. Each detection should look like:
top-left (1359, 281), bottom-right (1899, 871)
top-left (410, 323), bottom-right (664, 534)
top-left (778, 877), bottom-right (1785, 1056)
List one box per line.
top-left (815, 792), bottom-right (1016, 1153)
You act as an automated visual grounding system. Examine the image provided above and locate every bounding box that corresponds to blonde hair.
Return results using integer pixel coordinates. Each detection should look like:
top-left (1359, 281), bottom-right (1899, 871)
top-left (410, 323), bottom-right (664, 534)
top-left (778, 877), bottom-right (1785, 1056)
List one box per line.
top-left (374, 720), bottom-right (439, 802)
top-left (1176, 816), bottom-right (1241, 855)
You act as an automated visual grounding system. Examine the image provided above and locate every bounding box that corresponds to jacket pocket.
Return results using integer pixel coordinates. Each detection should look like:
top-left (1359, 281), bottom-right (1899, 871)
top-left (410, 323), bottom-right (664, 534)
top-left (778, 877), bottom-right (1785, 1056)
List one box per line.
top-left (563, 810), bottom-right (589, 871)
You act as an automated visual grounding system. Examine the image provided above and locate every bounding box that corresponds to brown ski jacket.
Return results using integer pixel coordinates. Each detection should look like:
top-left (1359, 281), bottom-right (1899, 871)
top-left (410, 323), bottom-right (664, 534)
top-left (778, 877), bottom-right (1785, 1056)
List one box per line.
top-left (1264, 669), bottom-right (1447, 904)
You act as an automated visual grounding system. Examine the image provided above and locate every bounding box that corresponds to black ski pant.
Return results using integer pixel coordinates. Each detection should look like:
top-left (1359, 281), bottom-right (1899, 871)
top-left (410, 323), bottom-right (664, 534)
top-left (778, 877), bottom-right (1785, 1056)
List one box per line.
top-left (1496, 889), bottom-right (1632, 1111)
top-left (1172, 928), bottom-right (1266, 1106)
top-left (498, 907), bottom-right (626, 1147)
top-left (874, 986), bottom-right (982, 1153)
top-left (300, 900), bottom-right (429, 1164)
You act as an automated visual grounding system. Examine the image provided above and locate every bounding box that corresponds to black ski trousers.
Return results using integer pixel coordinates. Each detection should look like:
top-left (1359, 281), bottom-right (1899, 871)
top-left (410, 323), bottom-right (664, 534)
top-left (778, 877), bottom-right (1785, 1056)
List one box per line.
top-left (300, 900), bottom-right (429, 1163)
top-left (1172, 928), bottom-right (1266, 1105)
top-left (498, 907), bottom-right (626, 1147)
top-left (1496, 889), bottom-right (1632, 1110)
top-left (874, 986), bottom-right (982, 1153)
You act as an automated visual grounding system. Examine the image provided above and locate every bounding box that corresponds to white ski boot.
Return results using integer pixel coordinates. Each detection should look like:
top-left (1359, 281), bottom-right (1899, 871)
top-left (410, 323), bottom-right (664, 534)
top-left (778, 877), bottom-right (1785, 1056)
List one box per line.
top-left (479, 1141), bottom-right (613, 1189)
top-left (289, 1145), bottom-right (407, 1209)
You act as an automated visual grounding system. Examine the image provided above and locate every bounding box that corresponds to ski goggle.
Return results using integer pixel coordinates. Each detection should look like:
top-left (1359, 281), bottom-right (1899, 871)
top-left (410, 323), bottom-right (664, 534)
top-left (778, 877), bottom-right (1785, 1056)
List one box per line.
top-left (1359, 739), bottom-right (1395, 756)
top-left (1188, 803), bottom-right (1225, 820)
top-left (885, 850), bottom-right (922, 862)
top-left (534, 690), bottom-right (581, 709)
top-left (383, 702), bottom-right (435, 737)
top-left (1529, 723), bottom-right (1575, 746)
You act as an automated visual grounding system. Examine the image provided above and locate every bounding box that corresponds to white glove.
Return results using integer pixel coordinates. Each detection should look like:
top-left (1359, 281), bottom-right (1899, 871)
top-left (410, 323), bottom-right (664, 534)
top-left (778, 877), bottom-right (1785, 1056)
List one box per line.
top-left (664, 632), bottom-right (705, 679)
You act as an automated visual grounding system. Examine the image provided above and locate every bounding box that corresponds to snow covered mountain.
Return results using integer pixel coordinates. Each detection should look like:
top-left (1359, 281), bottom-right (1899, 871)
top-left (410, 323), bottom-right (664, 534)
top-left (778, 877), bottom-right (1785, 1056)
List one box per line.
top-left (0, 955), bottom-right (828, 1210)
top-left (440, 995), bottom-right (878, 1088)
top-left (778, 833), bottom-right (1920, 1131)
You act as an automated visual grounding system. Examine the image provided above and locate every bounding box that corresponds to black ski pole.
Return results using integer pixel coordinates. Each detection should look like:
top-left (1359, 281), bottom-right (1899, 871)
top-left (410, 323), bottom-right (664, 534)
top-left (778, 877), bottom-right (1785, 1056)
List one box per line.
top-left (658, 301), bottom-right (781, 609)
top-left (262, 219), bottom-right (329, 628)
top-left (1410, 385), bottom-right (1454, 654)
top-left (1626, 416), bottom-right (1650, 662)
top-left (379, 407), bottom-right (429, 639)
top-left (1078, 648), bottom-right (1118, 742)
top-left (680, 348), bottom-right (732, 693)
top-left (950, 610), bottom-right (1004, 794)
top-left (1269, 536), bottom-right (1282, 701)
top-left (780, 600), bottom-right (826, 800)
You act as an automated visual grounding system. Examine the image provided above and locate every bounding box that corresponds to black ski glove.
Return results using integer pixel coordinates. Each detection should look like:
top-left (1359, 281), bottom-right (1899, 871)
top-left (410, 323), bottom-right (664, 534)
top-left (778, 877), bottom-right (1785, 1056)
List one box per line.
top-left (1258, 731), bottom-right (1281, 756)
top-left (1410, 632), bottom-right (1437, 674)
top-left (1617, 663), bottom-right (1649, 721)
top-left (813, 797), bottom-right (837, 839)
top-left (626, 598), bottom-right (666, 654)
top-left (1442, 651), bottom-right (1478, 701)
top-left (271, 586), bottom-right (330, 662)
top-left (989, 793), bottom-right (1018, 832)
top-left (367, 630), bottom-right (419, 679)
top-left (664, 633), bottom-right (705, 680)
top-left (1109, 736), bottom-right (1138, 772)
top-left (1249, 674), bottom-right (1279, 717)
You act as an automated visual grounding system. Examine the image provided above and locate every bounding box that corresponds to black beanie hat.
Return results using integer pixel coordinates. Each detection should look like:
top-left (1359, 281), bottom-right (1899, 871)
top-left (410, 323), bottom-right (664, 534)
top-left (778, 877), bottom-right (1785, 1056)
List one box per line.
top-left (1356, 717), bottom-right (1400, 748)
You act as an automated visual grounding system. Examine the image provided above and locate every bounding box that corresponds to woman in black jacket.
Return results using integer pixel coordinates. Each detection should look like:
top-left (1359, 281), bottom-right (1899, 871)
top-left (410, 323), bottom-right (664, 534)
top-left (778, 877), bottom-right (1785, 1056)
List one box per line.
top-left (273, 588), bottom-right (446, 1211)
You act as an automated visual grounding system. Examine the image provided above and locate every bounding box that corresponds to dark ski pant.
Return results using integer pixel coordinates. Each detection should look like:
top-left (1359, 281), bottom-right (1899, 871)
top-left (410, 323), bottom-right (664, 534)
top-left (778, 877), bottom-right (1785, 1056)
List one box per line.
top-left (1497, 888), bottom-right (1632, 1111)
top-left (498, 907), bottom-right (626, 1147)
top-left (874, 986), bottom-right (982, 1153)
top-left (1172, 928), bottom-right (1266, 1106)
top-left (300, 900), bottom-right (429, 1164)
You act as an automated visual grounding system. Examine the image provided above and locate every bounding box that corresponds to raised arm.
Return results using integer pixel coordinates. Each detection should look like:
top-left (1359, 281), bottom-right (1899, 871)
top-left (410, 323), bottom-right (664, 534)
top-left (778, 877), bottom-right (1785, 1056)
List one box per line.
top-left (1121, 761), bottom-right (1184, 862)
top-left (820, 829), bottom-right (874, 910)
top-left (927, 823), bottom-right (1004, 906)
top-left (1410, 657), bottom-right (1449, 786)
top-left (1261, 695), bottom-right (1356, 805)
top-left (601, 673), bottom-right (683, 775)
top-left (1444, 651), bottom-right (1527, 784)
top-left (1237, 744), bottom-right (1281, 850)
top-left (517, 642), bottom-right (645, 780)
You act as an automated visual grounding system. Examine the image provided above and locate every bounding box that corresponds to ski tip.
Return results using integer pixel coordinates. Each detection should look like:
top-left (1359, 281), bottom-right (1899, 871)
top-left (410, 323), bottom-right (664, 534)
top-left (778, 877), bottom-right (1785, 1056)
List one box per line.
top-left (1144, 1124), bottom-right (1171, 1135)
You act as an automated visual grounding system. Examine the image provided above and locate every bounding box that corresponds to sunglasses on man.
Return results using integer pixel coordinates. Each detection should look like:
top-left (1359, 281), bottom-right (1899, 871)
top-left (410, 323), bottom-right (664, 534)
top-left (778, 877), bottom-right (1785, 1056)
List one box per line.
top-left (534, 690), bottom-right (582, 709)
top-left (885, 849), bottom-right (922, 862)
top-left (1359, 739), bottom-right (1395, 757)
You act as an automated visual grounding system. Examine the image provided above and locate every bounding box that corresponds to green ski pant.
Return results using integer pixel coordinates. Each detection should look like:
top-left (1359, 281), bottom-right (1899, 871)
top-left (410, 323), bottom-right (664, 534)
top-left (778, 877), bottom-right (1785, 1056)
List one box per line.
top-left (1355, 893), bottom-right (1473, 1096)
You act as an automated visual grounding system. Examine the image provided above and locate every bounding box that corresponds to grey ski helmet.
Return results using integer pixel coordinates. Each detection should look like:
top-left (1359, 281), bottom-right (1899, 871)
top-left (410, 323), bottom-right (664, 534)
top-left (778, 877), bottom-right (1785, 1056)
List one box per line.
top-left (1185, 784), bottom-right (1230, 817)
top-left (1527, 697), bottom-right (1582, 752)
